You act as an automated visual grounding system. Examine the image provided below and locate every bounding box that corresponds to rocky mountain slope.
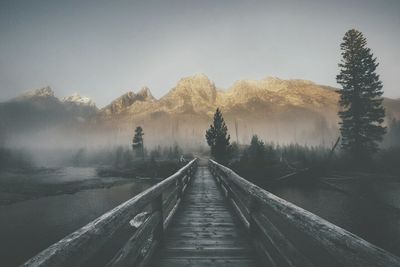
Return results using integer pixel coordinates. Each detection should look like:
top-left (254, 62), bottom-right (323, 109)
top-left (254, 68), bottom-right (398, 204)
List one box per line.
top-left (99, 75), bottom-right (342, 121)
top-left (101, 87), bottom-right (155, 116)
top-left (1, 75), bottom-right (399, 148)
top-left (94, 74), bottom-right (399, 146)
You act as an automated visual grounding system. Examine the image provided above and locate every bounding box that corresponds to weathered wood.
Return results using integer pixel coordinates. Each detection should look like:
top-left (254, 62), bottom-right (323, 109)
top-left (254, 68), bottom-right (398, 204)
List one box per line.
top-left (22, 159), bottom-right (197, 267)
top-left (223, 179), bottom-right (251, 221)
top-left (24, 157), bottom-right (398, 267)
top-left (107, 211), bottom-right (161, 267)
top-left (163, 186), bottom-right (178, 218)
top-left (140, 240), bottom-right (159, 267)
top-left (229, 197), bottom-right (250, 229)
top-left (252, 213), bottom-right (314, 267)
top-left (152, 166), bottom-right (259, 267)
top-left (177, 174), bottom-right (183, 199)
top-left (163, 198), bottom-right (181, 229)
top-left (155, 258), bottom-right (258, 267)
top-left (251, 238), bottom-right (277, 267)
top-left (210, 159), bottom-right (400, 267)
top-left (152, 195), bottom-right (164, 244)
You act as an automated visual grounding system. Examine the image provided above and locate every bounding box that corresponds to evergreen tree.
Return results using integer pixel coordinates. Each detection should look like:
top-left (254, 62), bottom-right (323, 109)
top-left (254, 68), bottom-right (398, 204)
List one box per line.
top-left (336, 29), bottom-right (386, 159)
top-left (132, 126), bottom-right (145, 160)
top-left (205, 108), bottom-right (231, 163)
top-left (247, 135), bottom-right (265, 165)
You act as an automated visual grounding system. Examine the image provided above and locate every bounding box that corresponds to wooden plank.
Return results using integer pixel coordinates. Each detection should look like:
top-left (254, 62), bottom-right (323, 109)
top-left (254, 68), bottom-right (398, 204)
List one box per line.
top-left (210, 159), bottom-right (400, 267)
top-left (21, 159), bottom-right (198, 267)
top-left (229, 197), bottom-right (250, 230)
top-left (164, 239), bottom-right (249, 246)
top-left (106, 211), bottom-right (161, 267)
top-left (156, 258), bottom-right (257, 267)
top-left (168, 222), bottom-right (237, 227)
top-left (166, 234), bottom-right (239, 240)
top-left (251, 239), bottom-right (278, 267)
top-left (252, 213), bottom-right (314, 267)
top-left (163, 198), bottom-right (181, 229)
top-left (159, 247), bottom-right (254, 258)
top-left (163, 186), bottom-right (178, 211)
top-left (140, 240), bottom-right (159, 267)
top-left (152, 166), bottom-right (259, 267)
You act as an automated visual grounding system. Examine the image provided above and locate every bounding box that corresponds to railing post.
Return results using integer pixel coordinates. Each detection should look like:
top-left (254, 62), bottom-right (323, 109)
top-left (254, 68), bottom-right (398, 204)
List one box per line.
top-left (211, 162), bottom-right (215, 176)
top-left (216, 168), bottom-right (223, 186)
top-left (151, 194), bottom-right (164, 245)
top-left (190, 163), bottom-right (195, 178)
top-left (248, 196), bottom-right (259, 237)
top-left (177, 174), bottom-right (183, 199)
top-left (189, 160), bottom-right (197, 181)
top-left (189, 166), bottom-right (193, 180)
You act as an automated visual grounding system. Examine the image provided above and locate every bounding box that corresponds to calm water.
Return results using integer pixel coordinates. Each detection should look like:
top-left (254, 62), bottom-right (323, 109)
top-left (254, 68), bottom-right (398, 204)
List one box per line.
top-left (1, 169), bottom-right (400, 266)
top-left (271, 178), bottom-right (400, 257)
top-left (0, 168), bottom-right (152, 267)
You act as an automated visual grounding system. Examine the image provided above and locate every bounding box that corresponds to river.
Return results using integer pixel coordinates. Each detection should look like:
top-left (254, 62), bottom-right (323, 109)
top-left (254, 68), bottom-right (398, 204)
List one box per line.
top-left (271, 175), bottom-right (400, 257)
top-left (0, 167), bottom-right (153, 267)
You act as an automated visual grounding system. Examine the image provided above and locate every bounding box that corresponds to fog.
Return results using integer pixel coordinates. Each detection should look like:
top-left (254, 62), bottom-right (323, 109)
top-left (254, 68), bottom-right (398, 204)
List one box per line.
top-left (3, 96), bottom-right (400, 170)
top-left (0, 110), bottom-right (342, 168)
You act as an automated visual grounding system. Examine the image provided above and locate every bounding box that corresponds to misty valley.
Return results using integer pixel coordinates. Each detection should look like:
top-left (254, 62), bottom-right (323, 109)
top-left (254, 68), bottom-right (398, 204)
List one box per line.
top-left (1, 1), bottom-right (400, 266)
top-left (0, 79), bottom-right (400, 265)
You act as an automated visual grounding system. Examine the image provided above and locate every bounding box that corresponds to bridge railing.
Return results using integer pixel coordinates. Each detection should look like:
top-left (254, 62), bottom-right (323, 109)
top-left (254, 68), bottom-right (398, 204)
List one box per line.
top-left (22, 158), bottom-right (198, 267)
top-left (209, 159), bottom-right (400, 267)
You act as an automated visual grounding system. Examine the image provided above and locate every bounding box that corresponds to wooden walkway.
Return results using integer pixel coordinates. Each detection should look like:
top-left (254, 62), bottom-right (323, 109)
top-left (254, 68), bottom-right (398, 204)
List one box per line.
top-left (22, 159), bottom-right (400, 267)
top-left (152, 166), bottom-right (260, 267)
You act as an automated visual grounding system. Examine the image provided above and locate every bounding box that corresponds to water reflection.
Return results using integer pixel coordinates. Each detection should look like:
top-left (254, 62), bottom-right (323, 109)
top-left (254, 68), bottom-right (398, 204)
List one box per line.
top-left (271, 179), bottom-right (400, 257)
top-left (0, 178), bottom-right (152, 266)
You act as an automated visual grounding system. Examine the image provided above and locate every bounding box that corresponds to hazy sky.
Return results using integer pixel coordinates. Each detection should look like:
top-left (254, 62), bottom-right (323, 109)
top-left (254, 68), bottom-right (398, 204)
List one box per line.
top-left (1, 0), bottom-right (399, 107)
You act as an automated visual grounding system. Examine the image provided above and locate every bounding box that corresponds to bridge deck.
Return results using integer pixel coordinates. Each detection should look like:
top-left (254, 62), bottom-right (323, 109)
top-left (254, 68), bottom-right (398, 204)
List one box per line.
top-left (152, 166), bottom-right (260, 267)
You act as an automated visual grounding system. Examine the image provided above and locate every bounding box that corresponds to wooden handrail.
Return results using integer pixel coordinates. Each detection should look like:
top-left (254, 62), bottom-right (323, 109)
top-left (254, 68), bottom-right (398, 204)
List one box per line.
top-left (22, 158), bottom-right (198, 267)
top-left (209, 159), bottom-right (400, 267)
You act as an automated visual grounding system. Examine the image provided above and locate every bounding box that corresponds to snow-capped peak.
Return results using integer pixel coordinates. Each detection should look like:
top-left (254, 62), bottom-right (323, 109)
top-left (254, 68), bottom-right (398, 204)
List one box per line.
top-left (62, 93), bottom-right (96, 107)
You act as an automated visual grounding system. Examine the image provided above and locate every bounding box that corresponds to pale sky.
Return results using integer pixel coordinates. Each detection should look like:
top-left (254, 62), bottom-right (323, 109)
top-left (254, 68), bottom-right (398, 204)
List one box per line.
top-left (0, 0), bottom-right (399, 107)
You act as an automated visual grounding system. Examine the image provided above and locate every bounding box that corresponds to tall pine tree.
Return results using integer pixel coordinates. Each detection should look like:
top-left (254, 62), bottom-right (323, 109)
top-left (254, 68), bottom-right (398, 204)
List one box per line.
top-left (337, 29), bottom-right (386, 159)
top-left (205, 108), bottom-right (231, 163)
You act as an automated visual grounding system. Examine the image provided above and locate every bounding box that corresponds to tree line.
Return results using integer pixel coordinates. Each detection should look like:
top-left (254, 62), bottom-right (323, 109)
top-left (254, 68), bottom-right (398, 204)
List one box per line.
top-left (205, 29), bottom-right (389, 166)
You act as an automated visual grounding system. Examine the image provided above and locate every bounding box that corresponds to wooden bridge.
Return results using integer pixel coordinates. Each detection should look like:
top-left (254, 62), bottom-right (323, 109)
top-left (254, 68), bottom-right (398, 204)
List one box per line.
top-left (22, 159), bottom-right (400, 267)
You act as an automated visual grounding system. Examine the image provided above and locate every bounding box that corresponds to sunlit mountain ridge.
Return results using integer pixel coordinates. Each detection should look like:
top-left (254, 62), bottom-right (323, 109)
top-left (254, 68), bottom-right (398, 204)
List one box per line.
top-left (1, 74), bottom-right (399, 148)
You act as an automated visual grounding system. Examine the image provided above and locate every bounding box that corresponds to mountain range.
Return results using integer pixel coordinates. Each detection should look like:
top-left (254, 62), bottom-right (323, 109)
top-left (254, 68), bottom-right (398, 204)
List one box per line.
top-left (0, 87), bottom-right (97, 137)
top-left (1, 74), bottom-right (399, 148)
